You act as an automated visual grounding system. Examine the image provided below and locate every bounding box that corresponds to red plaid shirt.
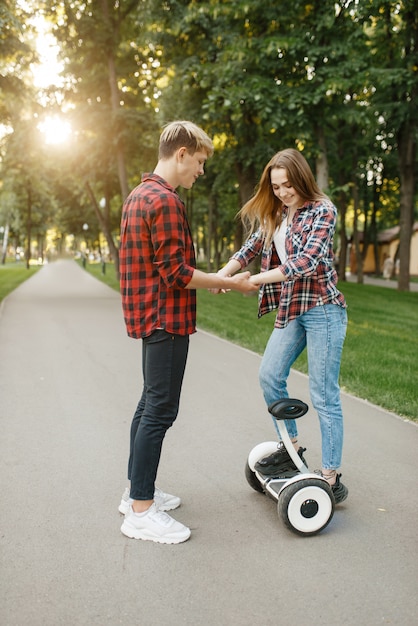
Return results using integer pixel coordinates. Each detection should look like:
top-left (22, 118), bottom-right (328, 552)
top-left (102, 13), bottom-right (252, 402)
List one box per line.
top-left (231, 199), bottom-right (346, 328)
top-left (119, 173), bottom-right (196, 338)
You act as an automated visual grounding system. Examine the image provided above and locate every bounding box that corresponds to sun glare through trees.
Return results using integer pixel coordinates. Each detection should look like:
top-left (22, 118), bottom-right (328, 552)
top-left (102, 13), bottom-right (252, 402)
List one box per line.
top-left (29, 10), bottom-right (73, 145)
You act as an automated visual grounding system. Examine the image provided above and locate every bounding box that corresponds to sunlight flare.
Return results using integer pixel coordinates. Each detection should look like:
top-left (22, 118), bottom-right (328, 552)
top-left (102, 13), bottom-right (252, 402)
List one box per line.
top-left (38, 115), bottom-right (72, 145)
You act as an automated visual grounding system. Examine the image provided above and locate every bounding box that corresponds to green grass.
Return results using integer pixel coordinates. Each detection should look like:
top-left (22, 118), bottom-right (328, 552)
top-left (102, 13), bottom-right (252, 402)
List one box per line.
top-left (3, 259), bottom-right (417, 420)
top-left (195, 285), bottom-right (418, 420)
top-left (79, 259), bottom-right (121, 291)
top-left (85, 260), bottom-right (417, 420)
top-left (338, 284), bottom-right (418, 420)
top-left (0, 262), bottom-right (40, 301)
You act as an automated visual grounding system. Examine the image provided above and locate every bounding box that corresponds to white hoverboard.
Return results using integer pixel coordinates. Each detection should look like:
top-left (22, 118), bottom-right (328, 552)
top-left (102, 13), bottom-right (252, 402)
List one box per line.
top-left (245, 398), bottom-right (335, 536)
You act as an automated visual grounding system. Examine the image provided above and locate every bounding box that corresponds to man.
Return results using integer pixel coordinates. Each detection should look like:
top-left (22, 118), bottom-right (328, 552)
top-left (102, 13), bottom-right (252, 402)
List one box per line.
top-left (119, 120), bottom-right (251, 544)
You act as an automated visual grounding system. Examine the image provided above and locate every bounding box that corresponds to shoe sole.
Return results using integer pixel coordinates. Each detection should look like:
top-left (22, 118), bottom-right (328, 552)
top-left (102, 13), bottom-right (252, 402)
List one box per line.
top-left (254, 464), bottom-right (298, 478)
top-left (333, 488), bottom-right (348, 505)
top-left (255, 454), bottom-right (308, 475)
top-left (119, 501), bottom-right (180, 515)
top-left (257, 468), bottom-right (300, 479)
top-left (120, 523), bottom-right (191, 544)
top-left (255, 459), bottom-right (307, 475)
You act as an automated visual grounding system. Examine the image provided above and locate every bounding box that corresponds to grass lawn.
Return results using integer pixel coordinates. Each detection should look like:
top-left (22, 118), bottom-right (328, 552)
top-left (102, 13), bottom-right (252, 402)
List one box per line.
top-left (0, 262), bottom-right (40, 301)
top-left (195, 285), bottom-right (418, 420)
top-left (2, 259), bottom-right (417, 420)
top-left (84, 260), bottom-right (417, 420)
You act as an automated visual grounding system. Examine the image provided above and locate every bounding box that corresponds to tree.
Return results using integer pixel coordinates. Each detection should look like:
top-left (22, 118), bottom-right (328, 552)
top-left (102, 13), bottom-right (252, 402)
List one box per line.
top-left (149, 0), bottom-right (373, 262)
top-left (2, 0), bottom-right (415, 282)
top-left (360, 0), bottom-right (418, 290)
top-left (0, 0), bottom-right (38, 265)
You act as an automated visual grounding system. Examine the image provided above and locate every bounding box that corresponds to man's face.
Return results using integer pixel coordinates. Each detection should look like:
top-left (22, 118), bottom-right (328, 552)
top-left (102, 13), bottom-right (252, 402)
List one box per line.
top-left (178, 149), bottom-right (208, 189)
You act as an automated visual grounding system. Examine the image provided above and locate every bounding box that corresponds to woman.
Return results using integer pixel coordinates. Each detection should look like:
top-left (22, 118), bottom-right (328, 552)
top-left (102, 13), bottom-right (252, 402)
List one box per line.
top-left (218, 148), bottom-right (348, 503)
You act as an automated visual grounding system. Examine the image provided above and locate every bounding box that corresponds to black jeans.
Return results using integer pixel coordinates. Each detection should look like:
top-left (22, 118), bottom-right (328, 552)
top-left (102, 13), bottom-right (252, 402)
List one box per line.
top-left (128, 330), bottom-right (189, 501)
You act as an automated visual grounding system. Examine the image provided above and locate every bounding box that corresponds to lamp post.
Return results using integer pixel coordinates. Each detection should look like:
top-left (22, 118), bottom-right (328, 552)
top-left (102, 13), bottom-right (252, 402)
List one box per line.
top-left (82, 223), bottom-right (88, 267)
top-left (0, 227), bottom-right (4, 265)
top-left (0, 225), bottom-right (9, 265)
top-left (98, 200), bottom-right (107, 275)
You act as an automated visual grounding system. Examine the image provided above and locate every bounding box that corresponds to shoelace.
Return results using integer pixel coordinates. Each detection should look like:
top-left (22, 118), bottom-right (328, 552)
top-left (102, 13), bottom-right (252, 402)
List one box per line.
top-left (149, 508), bottom-right (173, 527)
top-left (264, 443), bottom-right (291, 461)
top-left (314, 469), bottom-right (340, 487)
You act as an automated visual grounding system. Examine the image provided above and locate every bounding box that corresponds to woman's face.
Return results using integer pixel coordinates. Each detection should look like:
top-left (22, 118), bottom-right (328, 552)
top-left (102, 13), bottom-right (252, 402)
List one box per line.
top-left (270, 167), bottom-right (302, 210)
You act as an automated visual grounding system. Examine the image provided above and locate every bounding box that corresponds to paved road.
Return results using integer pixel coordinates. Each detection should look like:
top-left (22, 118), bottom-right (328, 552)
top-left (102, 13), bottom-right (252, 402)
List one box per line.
top-left (345, 273), bottom-right (418, 291)
top-left (1, 260), bottom-right (417, 626)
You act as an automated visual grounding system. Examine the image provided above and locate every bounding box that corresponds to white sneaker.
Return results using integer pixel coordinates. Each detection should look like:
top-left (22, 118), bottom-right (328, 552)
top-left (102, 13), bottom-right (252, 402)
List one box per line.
top-left (118, 486), bottom-right (181, 515)
top-left (121, 503), bottom-right (191, 544)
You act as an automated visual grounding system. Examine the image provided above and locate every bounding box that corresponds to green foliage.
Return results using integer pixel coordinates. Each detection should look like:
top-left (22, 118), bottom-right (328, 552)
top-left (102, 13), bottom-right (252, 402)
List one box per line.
top-left (1, 0), bottom-right (417, 281)
top-left (0, 0), bottom-right (36, 117)
top-left (48, 0), bottom-right (159, 186)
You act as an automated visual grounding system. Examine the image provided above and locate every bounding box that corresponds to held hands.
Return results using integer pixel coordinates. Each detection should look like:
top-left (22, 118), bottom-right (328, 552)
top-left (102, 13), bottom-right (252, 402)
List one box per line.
top-left (208, 270), bottom-right (258, 295)
top-left (208, 271), bottom-right (232, 295)
top-left (227, 271), bottom-right (258, 294)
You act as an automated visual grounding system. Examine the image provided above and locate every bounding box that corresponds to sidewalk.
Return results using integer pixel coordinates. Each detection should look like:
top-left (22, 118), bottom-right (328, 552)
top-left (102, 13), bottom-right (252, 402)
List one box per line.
top-left (1, 260), bottom-right (417, 626)
top-left (345, 272), bottom-right (418, 291)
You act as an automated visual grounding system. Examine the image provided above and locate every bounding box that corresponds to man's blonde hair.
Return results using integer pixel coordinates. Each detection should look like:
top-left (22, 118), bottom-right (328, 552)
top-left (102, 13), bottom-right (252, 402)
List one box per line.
top-left (159, 120), bottom-right (214, 159)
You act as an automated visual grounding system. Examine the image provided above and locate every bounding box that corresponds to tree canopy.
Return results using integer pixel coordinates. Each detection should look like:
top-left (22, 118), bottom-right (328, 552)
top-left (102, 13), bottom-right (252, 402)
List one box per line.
top-left (0, 0), bottom-right (417, 288)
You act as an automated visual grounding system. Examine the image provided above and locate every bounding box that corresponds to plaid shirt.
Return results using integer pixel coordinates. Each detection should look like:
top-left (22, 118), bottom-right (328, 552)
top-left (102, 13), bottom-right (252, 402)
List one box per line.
top-left (119, 173), bottom-right (196, 338)
top-left (232, 199), bottom-right (346, 328)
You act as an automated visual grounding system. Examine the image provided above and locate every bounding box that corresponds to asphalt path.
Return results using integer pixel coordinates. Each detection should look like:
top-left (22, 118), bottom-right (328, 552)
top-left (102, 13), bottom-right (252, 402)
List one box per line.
top-left (1, 260), bottom-right (417, 626)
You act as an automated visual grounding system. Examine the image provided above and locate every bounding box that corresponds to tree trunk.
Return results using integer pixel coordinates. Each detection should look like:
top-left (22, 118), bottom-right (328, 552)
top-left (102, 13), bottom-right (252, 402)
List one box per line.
top-left (211, 196), bottom-right (221, 270)
top-left (360, 183), bottom-right (370, 265)
top-left (337, 195), bottom-right (348, 282)
top-left (352, 181), bottom-right (363, 283)
top-left (370, 179), bottom-right (380, 275)
top-left (336, 136), bottom-right (348, 281)
top-left (397, 121), bottom-right (416, 291)
top-left (25, 182), bottom-right (32, 270)
top-left (107, 51), bottom-right (129, 201)
top-left (315, 126), bottom-right (329, 190)
top-left (234, 160), bottom-right (257, 250)
top-left (85, 182), bottom-right (120, 278)
top-left (101, 0), bottom-right (130, 202)
top-left (206, 194), bottom-right (214, 271)
top-left (1, 224), bottom-right (9, 265)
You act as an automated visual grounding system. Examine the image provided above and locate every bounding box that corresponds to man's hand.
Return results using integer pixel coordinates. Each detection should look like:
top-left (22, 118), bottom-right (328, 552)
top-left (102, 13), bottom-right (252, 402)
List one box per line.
top-left (228, 271), bottom-right (258, 294)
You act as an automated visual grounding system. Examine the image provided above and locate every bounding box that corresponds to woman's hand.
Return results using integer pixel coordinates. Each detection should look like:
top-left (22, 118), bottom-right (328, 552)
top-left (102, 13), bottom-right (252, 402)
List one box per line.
top-left (228, 271), bottom-right (259, 293)
top-left (208, 270), bottom-right (232, 294)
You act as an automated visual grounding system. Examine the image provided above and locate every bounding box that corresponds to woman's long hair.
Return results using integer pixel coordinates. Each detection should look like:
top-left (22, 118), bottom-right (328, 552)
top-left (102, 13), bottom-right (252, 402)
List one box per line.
top-left (238, 148), bottom-right (328, 245)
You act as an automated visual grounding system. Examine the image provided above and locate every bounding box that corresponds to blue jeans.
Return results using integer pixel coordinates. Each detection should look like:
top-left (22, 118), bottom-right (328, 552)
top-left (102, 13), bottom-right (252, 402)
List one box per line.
top-left (127, 330), bottom-right (189, 500)
top-left (259, 304), bottom-right (348, 470)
